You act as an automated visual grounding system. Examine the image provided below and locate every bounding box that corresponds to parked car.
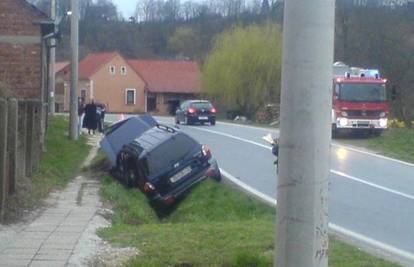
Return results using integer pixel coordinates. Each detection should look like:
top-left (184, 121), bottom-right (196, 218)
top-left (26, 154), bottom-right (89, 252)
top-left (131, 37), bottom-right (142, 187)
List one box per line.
top-left (175, 100), bottom-right (217, 125)
top-left (101, 116), bottom-right (221, 207)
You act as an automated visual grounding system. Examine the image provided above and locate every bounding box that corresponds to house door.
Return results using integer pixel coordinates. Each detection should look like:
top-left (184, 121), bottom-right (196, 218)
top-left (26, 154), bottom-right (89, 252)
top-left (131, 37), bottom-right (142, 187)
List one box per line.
top-left (147, 95), bottom-right (156, 112)
top-left (167, 100), bottom-right (180, 115)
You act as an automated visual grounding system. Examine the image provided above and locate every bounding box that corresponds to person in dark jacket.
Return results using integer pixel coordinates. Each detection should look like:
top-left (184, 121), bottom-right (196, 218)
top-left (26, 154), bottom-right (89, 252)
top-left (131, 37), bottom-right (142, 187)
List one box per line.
top-left (84, 100), bottom-right (98, 135)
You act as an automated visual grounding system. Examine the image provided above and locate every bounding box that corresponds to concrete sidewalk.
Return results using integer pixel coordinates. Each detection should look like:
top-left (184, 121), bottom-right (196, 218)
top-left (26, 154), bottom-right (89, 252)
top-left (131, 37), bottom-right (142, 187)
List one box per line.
top-left (0, 135), bottom-right (108, 267)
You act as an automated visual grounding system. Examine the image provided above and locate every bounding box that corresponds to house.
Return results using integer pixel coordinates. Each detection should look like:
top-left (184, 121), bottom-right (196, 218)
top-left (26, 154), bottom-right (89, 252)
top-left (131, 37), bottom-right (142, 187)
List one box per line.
top-left (56, 52), bottom-right (201, 115)
top-left (0, 0), bottom-right (54, 101)
top-left (54, 61), bottom-right (70, 112)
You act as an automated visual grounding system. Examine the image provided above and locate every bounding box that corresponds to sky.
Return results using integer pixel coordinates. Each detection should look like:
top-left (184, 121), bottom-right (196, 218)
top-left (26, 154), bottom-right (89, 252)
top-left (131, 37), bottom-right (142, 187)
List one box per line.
top-left (114, 0), bottom-right (137, 18)
top-left (114, 0), bottom-right (205, 18)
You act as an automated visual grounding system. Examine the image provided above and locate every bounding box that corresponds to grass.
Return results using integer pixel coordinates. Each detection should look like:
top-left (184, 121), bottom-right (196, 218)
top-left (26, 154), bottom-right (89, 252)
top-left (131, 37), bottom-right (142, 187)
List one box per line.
top-left (99, 174), bottom-right (400, 267)
top-left (367, 128), bottom-right (414, 163)
top-left (4, 116), bottom-right (90, 221)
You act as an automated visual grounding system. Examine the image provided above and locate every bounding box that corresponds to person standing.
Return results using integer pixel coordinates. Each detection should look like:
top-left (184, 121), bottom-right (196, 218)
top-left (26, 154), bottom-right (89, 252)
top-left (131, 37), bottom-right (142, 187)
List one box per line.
top-left (77, 98), bottom-right (85, 135)
top-left (84, 100), bottom-right (98, 135)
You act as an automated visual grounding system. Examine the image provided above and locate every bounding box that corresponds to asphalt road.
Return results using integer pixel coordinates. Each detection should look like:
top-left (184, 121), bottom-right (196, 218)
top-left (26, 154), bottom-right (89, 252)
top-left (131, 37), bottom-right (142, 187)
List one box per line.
top-left (105, 114), bottom-right (414, 264)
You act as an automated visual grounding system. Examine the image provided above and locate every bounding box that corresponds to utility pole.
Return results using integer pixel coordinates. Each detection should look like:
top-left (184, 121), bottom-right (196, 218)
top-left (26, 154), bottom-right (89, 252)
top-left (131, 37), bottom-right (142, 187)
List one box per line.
top-left (69, 0), bottom-right (79, 140)
top-left (49, 0), bottom-right (56, 115)
top-left (275, 0), bottom-right (335, 267)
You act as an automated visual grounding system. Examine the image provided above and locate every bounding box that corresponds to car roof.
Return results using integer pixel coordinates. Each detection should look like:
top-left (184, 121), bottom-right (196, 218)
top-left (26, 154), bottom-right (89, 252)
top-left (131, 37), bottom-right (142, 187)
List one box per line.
top-left (132, 126), bottom-right (198, 155)
top-left (187, 100), bottom-right (211, 103)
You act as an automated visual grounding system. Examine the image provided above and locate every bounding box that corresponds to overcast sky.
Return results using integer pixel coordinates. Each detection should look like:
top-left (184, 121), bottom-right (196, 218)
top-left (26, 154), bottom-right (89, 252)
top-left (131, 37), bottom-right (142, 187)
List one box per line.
top-left (114, 0), bottom-right (205, 18)
top-left (114, 0), bottom-right (137, 18)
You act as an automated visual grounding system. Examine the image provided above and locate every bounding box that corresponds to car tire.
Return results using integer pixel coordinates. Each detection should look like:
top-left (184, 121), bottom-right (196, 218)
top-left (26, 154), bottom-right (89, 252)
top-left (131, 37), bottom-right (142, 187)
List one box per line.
top-left (213, 170), bottom-right (222, 182)
top-left (126, 168), bottom-right (137, 187)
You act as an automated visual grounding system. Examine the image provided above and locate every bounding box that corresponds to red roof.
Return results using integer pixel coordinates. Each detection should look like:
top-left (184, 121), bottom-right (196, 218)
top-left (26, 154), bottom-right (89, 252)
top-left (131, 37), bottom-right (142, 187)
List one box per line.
top-left (78, 52), bottom-right (118, 79)
top-left (127, 60), bottom-right (201, 94)
top-left (56, 52), bottom-right (201, 94)
top-left (55, 61), bottom-right (70, 74)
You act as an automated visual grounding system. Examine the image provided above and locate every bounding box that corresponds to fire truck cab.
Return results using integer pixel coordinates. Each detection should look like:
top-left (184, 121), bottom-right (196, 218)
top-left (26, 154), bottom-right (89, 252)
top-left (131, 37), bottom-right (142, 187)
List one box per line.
top-left (332, 62), bottom-right (389, 136)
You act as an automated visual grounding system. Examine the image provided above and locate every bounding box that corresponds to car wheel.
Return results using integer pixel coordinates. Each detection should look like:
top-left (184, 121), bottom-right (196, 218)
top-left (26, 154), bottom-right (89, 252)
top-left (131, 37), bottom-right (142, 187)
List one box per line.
top-left (126, 169), bottom-right (136, 187)
top-left (213, 169), bottom-right (222, 182)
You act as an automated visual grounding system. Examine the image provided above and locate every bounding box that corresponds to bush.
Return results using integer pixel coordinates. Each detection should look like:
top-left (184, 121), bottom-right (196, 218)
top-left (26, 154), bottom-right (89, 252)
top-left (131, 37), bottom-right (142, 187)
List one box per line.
top-left (388, 119), bottom-right (408, 129)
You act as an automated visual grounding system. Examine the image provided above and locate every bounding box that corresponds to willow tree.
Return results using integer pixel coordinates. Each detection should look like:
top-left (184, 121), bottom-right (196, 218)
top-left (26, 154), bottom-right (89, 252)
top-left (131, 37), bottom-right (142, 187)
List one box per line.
top-left (202, 22), bottom-right (282, 118)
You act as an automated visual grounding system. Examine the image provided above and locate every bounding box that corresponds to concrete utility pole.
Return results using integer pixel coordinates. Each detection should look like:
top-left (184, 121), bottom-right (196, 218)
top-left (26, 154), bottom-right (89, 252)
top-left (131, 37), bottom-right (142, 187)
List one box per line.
top-left (49, 0), bottom-right (56, 115)
top-left (276, 0), bottom-right (335, 267)
top-left (69, 0), bottom-right (79, 140)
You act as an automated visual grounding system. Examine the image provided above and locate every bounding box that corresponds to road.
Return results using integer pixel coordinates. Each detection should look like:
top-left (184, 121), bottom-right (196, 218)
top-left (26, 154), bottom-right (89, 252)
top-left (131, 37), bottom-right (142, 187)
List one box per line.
top-left (105, 114), bottom-right (414, 265)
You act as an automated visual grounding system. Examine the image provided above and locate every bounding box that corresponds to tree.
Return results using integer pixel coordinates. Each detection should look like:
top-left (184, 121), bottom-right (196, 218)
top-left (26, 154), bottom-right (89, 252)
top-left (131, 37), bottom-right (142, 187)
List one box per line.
top-left (261, 0), bottom-right (270, 15)
top-left (203, 22), bottom-right (282, 118)
top-left (168, 26), bottom-right (202, 59)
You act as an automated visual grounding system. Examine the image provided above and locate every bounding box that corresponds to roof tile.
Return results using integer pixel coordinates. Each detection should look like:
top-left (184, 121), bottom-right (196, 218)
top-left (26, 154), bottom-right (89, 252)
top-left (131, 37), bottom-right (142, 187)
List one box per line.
top-left (127, 60), bottom-right (201, 94)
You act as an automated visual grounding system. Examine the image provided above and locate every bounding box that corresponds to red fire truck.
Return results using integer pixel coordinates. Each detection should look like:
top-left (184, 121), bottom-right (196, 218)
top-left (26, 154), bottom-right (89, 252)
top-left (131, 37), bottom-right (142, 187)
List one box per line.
top-left (332, 62), bottom-right (389, 136)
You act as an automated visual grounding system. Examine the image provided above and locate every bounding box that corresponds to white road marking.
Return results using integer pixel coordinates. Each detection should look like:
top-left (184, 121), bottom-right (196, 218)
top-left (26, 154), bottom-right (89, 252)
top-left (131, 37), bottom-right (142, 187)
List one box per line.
top-left (331, 170), bottom-right (414, 201)
top-left (220, 168), bottom-right (414, 264)
top-left (329, 223), bottom-right (414, 264)
top-left (192, 126), bottom-right (271, 150)
top-left (190, 126), bottom-right (414, 200)
top-left (181, 116), bottom-right (413, 168)
top-left (217, 121), bottom-right (278, 131)
top-left (220, 169), bottom-right (277, 206)
top-left (331, 143), bottom-right (414, 168)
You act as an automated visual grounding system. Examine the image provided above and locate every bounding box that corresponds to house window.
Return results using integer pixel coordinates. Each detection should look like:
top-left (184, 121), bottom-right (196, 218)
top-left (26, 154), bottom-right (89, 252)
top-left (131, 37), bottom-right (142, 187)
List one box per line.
top-left (109, 66), bottom-right (116, 75)
top-left (126, 89), bottom-right (136, 105)
top-left (121, 66), bottom-right (127, 75)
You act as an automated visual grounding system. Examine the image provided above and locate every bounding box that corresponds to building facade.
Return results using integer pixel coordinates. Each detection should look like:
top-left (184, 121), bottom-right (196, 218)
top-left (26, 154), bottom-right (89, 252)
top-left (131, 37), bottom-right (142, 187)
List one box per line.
top-left (57, 52), bottom-right (201, 115)
top-left (0, 0), bottom-right (53, 101)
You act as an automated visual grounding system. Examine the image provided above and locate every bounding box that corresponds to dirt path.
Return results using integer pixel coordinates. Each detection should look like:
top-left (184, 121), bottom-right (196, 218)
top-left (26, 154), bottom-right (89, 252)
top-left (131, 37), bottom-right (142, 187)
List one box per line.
top-left (0, 135), bottom-right (138, 267)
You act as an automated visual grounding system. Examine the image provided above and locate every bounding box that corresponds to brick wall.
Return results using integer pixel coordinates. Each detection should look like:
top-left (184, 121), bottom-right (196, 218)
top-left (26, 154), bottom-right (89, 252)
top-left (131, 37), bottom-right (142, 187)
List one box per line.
top-left (0, 0), bottom-right (44, 36)
top-left (0, 0), bottom-right (45, 100)
top-left (0, 44), bottom-right (42, 99)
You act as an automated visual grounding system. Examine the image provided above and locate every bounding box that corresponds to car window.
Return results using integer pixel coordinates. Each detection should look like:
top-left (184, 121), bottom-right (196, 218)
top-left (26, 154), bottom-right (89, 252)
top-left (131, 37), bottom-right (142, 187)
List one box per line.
top-left (190, 102), bottom-right (213, 109)
top-left (146, 133), bottom-right (199, 176)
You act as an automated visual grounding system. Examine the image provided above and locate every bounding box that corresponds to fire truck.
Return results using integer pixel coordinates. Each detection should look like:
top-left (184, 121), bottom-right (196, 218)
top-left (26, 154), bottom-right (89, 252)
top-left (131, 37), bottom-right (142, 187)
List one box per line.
top-left (332, 62), bottom-right (389, 136)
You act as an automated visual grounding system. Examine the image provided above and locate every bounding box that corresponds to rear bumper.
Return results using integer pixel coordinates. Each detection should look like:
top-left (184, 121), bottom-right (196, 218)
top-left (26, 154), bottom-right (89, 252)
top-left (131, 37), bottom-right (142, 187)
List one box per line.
top-left (335, 118), bottom-right (388, 129)
top-left (150, 170), bottom-right (208, 204)
top-left (188, 114), bottom-right (216, 122)
top-left (150, 158), bottom-right (220, 205)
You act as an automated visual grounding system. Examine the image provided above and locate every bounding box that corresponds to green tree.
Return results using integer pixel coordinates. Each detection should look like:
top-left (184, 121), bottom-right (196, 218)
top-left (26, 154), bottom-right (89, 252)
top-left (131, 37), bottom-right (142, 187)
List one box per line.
top-left (168, 26), bottom-right (203, 60)
top-left (202, 22), bottom-right (282, 118)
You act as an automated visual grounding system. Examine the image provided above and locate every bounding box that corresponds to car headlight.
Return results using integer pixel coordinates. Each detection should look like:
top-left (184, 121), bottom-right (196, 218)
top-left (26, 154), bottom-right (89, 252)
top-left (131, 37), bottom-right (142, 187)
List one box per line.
top-left (339, 118), bottom-right (348, 127)
top-left (379, 112), bottom-right (386, 118)
top-left (341, 111), bottom-right (348, 117)
top-left (379, 118), bottom-right (388, 128)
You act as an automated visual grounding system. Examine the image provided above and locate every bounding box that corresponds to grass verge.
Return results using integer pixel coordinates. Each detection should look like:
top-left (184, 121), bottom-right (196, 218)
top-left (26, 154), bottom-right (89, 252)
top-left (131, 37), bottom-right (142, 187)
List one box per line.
top-left (5, 116), bottom-right (90, 221)
top-left (99, 174), bottom-right (400, 267)
top-left (367, 128), bottom-right (414, 163)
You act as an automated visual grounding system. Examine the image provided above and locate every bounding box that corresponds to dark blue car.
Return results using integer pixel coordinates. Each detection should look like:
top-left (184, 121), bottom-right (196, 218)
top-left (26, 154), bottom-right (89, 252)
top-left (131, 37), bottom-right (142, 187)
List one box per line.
top-left (102, 117), bottom-right (221, 207)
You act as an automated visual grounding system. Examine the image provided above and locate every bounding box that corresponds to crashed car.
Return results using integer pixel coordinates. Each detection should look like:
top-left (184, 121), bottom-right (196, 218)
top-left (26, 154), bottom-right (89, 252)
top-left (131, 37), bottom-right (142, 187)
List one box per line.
top-left (101, 115), bottom-right (221, 206)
